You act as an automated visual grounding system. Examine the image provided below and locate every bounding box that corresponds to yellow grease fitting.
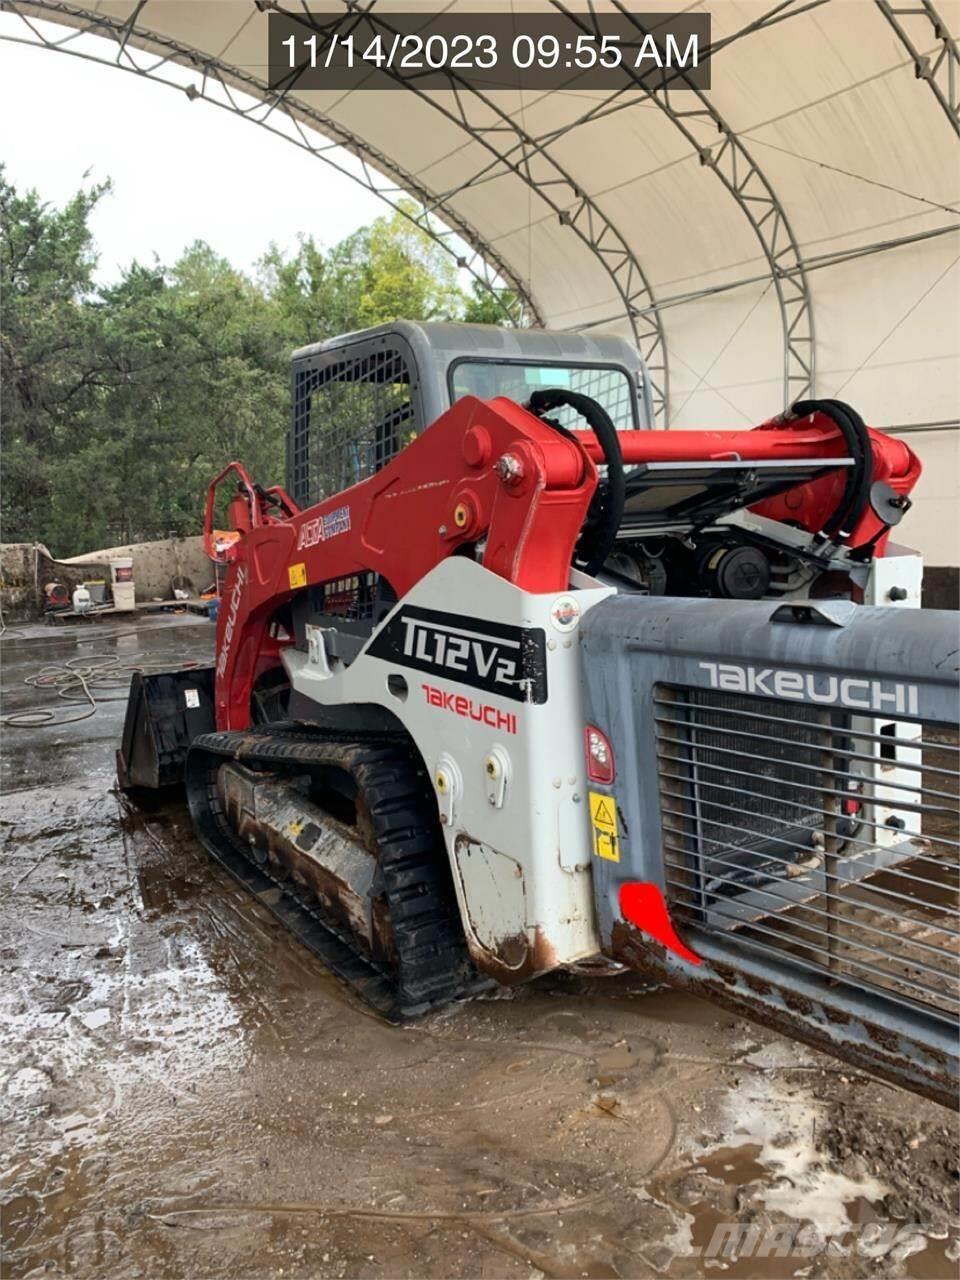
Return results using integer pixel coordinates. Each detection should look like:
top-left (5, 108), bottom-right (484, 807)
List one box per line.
top-left (288, 562), bottom-right (307, 589)
top-left (589, 791), bottom-right (620, 862)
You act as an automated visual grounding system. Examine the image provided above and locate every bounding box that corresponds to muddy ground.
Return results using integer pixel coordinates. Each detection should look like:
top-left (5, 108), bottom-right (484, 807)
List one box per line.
top-left (1, 617), bottom-right (957, 1279)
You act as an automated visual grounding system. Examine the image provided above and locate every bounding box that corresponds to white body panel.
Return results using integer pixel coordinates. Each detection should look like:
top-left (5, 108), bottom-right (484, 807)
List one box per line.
top-left (283, 550), bottom-right (914, 977)
top-left (284, 557), bottom-right (615, 979)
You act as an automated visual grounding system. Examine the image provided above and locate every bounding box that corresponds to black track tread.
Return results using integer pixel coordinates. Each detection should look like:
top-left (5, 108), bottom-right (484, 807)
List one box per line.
top-left (183, 726), bottom-right (478, 1020)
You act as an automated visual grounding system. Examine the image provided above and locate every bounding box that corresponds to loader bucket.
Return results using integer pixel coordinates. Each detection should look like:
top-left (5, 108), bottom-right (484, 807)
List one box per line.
top-left (117, 667), bottom-right (216, 791)
top-left (581, 597), bottom-right (959, 1108)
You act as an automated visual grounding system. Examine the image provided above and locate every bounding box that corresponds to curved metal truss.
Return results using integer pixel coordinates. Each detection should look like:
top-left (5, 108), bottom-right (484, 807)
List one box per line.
top-left (875, 0), bottom-right (960, 137)
top-left (328, 1), bottom-right (670, 422)
top-left (0, 0), bottom-right (544, 329)
top-left (0, 0), bottom-right (832, 420)
top-left (551, 0), bottom-right (817, 407)
top-left (3, 0), bottom-right (673, 420)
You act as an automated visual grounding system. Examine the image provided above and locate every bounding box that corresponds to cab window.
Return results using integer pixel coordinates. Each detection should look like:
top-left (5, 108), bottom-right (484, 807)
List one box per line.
top-left (449, 360), bottom-right (637, 431)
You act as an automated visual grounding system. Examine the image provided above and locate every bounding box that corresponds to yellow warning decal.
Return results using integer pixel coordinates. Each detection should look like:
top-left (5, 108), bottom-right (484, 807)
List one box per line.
top-left (288, 562), bottom-right (307, 589)
top-left (589, 790), bottom-right (620, 862)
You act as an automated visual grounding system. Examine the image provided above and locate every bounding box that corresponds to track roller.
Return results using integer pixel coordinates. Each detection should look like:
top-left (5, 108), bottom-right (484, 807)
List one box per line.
top-left (184, 726), bottom-right (480, 1019)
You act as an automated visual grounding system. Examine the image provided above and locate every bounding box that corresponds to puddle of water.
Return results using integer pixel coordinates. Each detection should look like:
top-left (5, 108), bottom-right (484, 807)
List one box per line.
top-left (695, 1142), bottom-right (768, 1187)
top-left (656, 1056), bottom-right (957, 1277)
top-left (682, 1205), bottom-right (806, 1279)
top-left (714, 1067), bottom-right (888, 1232)
top-left (655, 1141), bottom-right (953, 1280)
top-left (905, 1235), bottom-right (955, 1279)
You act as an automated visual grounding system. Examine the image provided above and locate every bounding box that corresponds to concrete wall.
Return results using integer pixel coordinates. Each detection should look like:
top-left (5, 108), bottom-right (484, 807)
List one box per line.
top-left (0, 543), bottom-right (41, 622)
top-left (60, 535), bottom-right (212, 600)
top-left (2, 531), bottom-right (955, 624)
top-left (1, 535), bottom-right (214, 621)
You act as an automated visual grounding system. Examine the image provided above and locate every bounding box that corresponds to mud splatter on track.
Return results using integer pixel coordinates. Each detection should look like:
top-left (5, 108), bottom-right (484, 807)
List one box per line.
top-left (1, 618), bottom-right (957, 1277)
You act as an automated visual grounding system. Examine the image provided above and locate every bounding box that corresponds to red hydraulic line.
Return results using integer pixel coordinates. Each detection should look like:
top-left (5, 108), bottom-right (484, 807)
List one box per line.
top-left (579, 427), bottom-right (846, 465)
top-left (577, 419), bottom-right (917, 478)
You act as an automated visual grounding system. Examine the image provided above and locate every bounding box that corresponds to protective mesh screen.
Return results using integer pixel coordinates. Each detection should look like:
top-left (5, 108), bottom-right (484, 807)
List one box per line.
top-left (656, 686), bottom-right (960, 1022)
top-left (290, 347), bottom-right (414, 508)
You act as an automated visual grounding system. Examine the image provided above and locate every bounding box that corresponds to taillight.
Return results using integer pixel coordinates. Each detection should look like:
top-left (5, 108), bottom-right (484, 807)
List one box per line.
top-left (585, 724), bottom-right (615, 784)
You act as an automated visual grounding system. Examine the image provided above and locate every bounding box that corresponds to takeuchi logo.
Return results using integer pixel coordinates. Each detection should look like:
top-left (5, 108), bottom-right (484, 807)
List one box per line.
top-left (215, 565), bottom-right (248, 679)
top-left (698, 661), bottom-right (919, 716)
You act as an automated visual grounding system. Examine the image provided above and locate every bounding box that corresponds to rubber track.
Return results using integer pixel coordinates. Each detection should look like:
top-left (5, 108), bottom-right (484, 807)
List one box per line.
top-left (184, 725), bottom-right (478, 1020)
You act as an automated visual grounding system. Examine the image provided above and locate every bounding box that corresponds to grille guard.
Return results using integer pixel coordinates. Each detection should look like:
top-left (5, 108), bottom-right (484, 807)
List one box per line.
top-left (581, 595), bottom-right (959, 1108)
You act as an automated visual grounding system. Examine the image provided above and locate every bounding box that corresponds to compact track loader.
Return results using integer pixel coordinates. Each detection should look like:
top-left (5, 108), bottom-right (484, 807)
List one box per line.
top-left (118, 322), bottom-right (959, 1106)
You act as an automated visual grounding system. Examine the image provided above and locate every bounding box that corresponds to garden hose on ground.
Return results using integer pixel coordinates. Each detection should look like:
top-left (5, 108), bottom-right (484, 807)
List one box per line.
top-left (0, 653), bottom-right (204, 729)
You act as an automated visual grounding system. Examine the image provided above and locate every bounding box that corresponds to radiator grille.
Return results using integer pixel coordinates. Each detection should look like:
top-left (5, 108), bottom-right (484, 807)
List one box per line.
top-left (656, 686), bottom-right (959, 1024)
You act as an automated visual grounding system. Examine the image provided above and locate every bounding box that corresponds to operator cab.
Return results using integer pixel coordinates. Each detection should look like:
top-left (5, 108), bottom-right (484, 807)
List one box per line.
top-left (287, 320), bottom-right (918, 608)
top-left (288, 320), bottom-right (651, 509)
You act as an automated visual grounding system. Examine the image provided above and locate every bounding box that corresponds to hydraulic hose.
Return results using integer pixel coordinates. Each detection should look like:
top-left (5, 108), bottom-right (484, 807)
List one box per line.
top-left (791, 398), bottom-right (874, 541)
top-left (527, 388), bottom-right (626, 576)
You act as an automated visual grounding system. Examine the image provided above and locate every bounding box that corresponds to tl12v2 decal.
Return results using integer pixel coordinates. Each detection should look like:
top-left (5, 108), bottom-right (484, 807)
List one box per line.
top-left (367, 605), bottom-right (548, 704)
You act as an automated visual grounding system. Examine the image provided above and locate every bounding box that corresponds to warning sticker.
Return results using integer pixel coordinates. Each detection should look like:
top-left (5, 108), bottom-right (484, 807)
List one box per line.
top-left (589, 790), bottom-right (620, 862)
top-left (184, 688), bottom-right (200, 710)
top-left (288, 562), bottom-right (307, 589)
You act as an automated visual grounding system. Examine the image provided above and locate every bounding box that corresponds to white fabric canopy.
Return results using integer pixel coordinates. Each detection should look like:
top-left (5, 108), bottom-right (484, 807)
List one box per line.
top-left (6, 0), bottom-right (959, 561)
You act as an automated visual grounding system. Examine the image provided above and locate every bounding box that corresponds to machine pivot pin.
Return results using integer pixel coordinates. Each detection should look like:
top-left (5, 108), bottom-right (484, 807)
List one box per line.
top-left (495, 453), bottom-right (524, 486)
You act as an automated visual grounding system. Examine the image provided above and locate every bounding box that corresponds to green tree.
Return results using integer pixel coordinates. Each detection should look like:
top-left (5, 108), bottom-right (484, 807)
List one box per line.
top-left (55, 244), bottom-right (289, 551)
top-left (462, 279), bottom-right (522, 327)
top-left (261, 202), bottom-right (469, 338)
top-left (0, 165), bottom-right (110, 544)
top-left (1, 172), bottom-right (519, 557)
top-left (337, 202), bottom-right (464, 326)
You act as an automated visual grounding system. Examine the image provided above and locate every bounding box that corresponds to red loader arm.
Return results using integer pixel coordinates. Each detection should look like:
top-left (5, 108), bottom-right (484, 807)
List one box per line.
top-left (203, 460), bottom-right (299, 562)
top-left (212, 395), bottom-right (597, 730)
top-left (212, 396), bottom-right (920, 731)
top-left (576, 410), bottom-right (920, 553)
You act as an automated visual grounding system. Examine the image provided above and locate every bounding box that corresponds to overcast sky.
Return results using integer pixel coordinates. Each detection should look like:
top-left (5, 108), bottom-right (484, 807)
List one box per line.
top-left (0, 17), bottom-right (384, 283)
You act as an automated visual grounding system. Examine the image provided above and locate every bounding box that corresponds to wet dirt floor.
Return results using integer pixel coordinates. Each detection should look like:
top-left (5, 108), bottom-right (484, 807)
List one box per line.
top-left (1, 617), bottom-right (957, 1278)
